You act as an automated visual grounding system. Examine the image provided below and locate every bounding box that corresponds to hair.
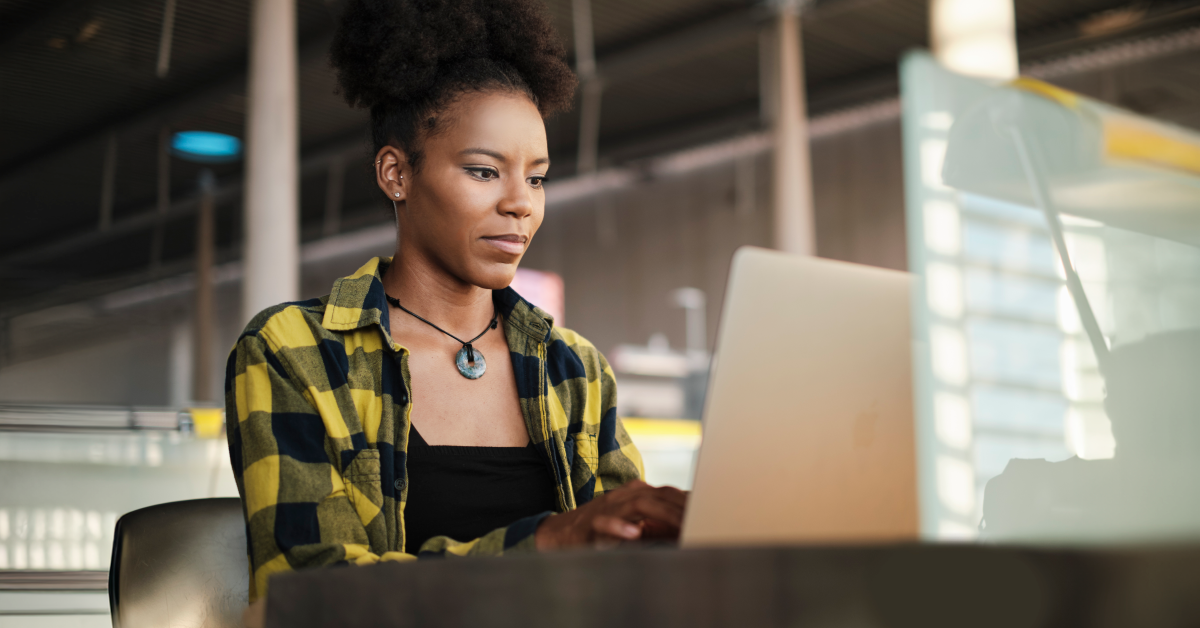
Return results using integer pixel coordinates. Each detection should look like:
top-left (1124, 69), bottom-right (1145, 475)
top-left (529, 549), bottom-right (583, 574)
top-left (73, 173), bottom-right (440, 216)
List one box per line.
top-left (330, 0), bottom-right (577, 172)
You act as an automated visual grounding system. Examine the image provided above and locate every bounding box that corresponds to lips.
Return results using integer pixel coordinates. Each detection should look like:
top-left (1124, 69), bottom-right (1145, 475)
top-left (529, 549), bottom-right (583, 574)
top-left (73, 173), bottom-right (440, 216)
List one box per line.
top-left (482, 234), bottom-right (527, 255)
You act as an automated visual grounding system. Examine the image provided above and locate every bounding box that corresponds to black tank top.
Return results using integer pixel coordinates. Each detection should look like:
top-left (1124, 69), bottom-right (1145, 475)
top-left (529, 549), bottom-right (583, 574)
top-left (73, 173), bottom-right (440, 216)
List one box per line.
top-left (403, 425), bottom-right (559, 554)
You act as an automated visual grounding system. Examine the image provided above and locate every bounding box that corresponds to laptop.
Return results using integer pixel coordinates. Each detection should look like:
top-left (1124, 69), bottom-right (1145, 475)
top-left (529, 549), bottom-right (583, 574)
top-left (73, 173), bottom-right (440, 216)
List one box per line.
top-left (680, 247), bottom-right (919, 547)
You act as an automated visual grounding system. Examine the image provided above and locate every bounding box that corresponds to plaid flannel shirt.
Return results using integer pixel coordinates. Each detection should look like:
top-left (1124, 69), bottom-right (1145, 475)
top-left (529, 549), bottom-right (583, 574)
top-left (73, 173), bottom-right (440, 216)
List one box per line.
top-left (225, 257), bottom-right (644, 601)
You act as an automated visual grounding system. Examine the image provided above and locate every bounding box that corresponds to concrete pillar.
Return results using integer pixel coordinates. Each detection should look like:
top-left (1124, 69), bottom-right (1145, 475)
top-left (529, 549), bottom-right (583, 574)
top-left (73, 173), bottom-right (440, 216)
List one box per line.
top-left (150, 126), bottom-right (170, 268)
top-left (193, 170), bottom-right (216, 403)
top-left (323, 154), bottom-right (345, 237)
top-left (0, 316), bottom-right (9, 371)
top-left (572, 0), bottom-right (602, 175)
top-left (156, 0), bottom-right (178, 78)
top-left (169, 321), bottom-right (192, 408)
top-left (576, 80), bottom-right (603, 175)
top-left (98, 132), bottom-right (117, 231)
top-left (242, 0), bottom-right (299, 322)
top-left (930, 0), bottom-right (1018, 80)
top-left (672, 288), bottom-right (707, 355)
top-left (769, 2), bottom-right (816, 256)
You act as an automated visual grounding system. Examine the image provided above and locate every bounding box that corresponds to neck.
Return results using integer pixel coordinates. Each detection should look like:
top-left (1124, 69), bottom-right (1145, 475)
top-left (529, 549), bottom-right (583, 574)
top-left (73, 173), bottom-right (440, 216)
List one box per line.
top-left (382, 242), bottom-right (495, 338)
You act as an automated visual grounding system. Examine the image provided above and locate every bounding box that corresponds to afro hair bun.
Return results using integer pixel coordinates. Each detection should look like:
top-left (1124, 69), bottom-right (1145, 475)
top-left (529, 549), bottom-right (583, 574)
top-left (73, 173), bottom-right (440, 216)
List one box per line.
top-left (330, 0), bottom-right (577, 117)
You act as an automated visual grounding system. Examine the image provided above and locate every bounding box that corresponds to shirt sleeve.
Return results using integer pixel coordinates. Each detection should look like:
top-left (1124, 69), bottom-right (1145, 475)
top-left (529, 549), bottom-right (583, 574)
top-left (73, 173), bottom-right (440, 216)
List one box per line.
top-left (594, 350), bottom-right (645, 492)
top-left (226, 331), bottom-right (415, 602)
top-left (414, 511), bottom-right (553, 557)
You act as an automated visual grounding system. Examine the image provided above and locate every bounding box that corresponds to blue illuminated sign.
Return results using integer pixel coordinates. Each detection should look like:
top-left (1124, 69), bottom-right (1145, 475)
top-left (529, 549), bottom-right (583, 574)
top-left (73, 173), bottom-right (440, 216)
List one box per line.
top-left (171, 131), bottom-right (242, 163)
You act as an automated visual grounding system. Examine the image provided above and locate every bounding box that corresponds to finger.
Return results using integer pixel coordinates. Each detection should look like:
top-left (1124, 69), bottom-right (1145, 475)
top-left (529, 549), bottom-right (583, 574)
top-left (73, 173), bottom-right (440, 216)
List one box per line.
top-left (592, 521), bottom-right (640, 550)
top-left (605, 481), bottom-right (676, 507)
top-left (592, 515), bottom-right (642, 541)
top-left (596, 481), bottom-right (651, 508)
top-left (640, 518), bottom-right (681, 540)
top-left (652, 485), bottom-right (689, 508)
top-left (620, 495), bottom-right (685, 527)
top-left (601, 485), bottom-right (686, 520)
top-left (611, 479), bottom-right (650, 495)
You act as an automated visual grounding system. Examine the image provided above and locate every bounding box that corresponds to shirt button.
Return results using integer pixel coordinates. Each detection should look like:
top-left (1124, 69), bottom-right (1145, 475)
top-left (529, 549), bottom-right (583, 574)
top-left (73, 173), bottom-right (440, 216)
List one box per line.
top-left (394, 478), bottom-right (405, 491)
top-left (399, 392), bottom-right (408, 405)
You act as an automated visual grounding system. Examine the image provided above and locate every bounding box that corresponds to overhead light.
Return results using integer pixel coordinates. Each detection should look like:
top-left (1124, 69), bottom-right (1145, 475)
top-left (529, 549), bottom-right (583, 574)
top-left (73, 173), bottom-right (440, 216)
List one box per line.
top-left (1079, 6), bottom-right (1146, 37)
top-left (171, 131), bottom-right (242, 163)
top-left (930, 0), bottom-right (1019, 80)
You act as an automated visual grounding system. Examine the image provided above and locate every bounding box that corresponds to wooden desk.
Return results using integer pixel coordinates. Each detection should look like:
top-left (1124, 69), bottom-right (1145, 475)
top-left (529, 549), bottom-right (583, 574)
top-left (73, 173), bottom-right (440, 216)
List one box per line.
top-left (265, 544), bottom-right (1200, 628)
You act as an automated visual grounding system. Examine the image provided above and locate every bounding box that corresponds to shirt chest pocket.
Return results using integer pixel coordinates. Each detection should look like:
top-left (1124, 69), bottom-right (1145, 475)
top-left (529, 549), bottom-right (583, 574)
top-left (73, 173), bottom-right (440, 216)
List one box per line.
top-left (341, 449), bottom-right (383, 525)
top-left (571, 433), bottom-right (599, 469)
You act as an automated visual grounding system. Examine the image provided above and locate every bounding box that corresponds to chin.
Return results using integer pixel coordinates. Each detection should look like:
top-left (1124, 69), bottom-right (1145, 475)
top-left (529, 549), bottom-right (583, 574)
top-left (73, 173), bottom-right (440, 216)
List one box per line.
top-left (470, 261), bottom-right (519, 291)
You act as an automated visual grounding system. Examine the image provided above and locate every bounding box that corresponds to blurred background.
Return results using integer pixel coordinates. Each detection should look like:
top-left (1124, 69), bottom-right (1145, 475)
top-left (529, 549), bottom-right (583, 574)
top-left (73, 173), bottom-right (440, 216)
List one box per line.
top-left (1, 0), bottom-right (1200, 622)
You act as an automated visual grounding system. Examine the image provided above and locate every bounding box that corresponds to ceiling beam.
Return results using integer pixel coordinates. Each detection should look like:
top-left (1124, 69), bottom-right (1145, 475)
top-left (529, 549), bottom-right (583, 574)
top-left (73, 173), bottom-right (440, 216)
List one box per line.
top-left (0, 0), bottom-right (791, 189)
top-left (0, 8), bottom-right (772, 263)
top-left (0, 133), bottom-right (366, 273)
top-left (597, 8), bottom-right (762, 86)
top-left (11, 19), bottom-right (1200, 315)
top-left (1018, 0), bottom-right (1200, 61)
top-left (0, 0), bottom-right (100, 55)
top-left (8, 0), bottom-right (1200, 289)
top-left (595, 0), bottom-right (877, 87)
top-left (0, 32), bottom-right (333, 186)
top-left (0, 0), bottom-right (814, 191)
top-left (0, 203), bottom-right (394, 324)
top-left (0, 70), bottom-right (237, 179)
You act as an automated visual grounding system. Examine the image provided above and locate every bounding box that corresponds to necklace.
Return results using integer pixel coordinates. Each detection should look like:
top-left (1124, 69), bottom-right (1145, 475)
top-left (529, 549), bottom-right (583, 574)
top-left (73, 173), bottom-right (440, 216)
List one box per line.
top-left (385, 294), bottom-right (498, 380)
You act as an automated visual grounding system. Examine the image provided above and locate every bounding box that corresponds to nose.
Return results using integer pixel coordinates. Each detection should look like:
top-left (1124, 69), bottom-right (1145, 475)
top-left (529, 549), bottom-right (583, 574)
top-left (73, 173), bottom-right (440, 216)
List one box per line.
top-left (497, 177), bottom-right (535, 220)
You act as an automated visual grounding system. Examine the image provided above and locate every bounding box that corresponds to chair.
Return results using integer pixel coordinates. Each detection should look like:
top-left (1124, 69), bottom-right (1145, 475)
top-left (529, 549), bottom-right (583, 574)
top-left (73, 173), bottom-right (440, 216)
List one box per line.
top-left (109, 498), bottom-right (249, 628)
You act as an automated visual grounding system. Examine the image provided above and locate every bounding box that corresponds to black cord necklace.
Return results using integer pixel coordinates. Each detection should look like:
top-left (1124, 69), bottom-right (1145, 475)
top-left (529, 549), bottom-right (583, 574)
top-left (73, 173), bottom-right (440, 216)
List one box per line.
top-left (385, 294), bottom-right (498, 380)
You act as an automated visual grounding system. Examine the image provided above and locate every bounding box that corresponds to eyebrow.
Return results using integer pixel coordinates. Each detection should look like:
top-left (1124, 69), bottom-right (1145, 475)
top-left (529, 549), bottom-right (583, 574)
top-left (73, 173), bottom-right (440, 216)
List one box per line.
top-left (460, 148), bottom-right (550, 167)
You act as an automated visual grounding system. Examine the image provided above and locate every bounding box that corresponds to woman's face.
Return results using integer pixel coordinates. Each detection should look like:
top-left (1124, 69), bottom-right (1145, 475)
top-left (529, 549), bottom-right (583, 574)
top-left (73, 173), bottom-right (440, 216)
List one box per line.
top-left (376, 91), bottom-right (549, 291)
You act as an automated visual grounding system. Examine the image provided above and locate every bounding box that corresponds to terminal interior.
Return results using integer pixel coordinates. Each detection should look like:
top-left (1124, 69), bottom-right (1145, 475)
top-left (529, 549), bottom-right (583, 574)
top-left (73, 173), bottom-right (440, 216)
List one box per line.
top-left (1, 0), bottom-right (1199, 625)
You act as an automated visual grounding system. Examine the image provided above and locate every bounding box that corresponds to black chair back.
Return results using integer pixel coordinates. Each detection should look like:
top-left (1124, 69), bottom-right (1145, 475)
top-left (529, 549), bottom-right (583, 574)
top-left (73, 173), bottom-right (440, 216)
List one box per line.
top-left (109, 498), bottom-right (248, 628)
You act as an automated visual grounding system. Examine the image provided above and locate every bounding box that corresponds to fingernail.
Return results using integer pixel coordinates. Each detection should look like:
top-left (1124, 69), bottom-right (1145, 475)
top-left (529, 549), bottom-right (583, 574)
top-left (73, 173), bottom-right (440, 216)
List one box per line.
top-left (622, 524), bottom-right (640, 537)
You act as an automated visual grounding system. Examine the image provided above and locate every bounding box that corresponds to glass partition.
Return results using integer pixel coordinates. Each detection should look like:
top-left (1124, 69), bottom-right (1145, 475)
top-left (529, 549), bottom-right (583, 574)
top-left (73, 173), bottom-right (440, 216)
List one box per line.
top-left (901, 52), bottom-right (1200, 543)
top-left (0, 407), bottom-right (237, 571)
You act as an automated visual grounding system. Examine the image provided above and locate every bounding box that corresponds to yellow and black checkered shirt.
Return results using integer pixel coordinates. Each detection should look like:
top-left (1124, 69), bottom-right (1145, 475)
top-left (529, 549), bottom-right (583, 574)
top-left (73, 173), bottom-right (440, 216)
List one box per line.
top-left (225, 257), bottom-right (644, 600)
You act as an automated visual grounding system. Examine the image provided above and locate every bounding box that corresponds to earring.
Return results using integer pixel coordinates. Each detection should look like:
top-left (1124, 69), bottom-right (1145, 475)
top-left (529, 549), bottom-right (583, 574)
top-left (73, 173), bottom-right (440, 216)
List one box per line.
top-left (394, 192), bottom-right (400, 197)
top-left (400, 175), bottom-right (404, 179)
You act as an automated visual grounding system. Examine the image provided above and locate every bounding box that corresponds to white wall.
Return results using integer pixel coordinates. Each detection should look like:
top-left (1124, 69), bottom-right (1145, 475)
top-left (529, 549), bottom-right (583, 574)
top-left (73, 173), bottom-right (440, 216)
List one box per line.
top-left (0, 333), bottom-right (170, 405)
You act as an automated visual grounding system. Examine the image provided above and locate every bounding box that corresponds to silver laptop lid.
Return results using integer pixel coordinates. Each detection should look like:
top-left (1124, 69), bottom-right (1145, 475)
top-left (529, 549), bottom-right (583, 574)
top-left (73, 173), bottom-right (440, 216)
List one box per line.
top-left (681, 247), bottom-right (918, 547)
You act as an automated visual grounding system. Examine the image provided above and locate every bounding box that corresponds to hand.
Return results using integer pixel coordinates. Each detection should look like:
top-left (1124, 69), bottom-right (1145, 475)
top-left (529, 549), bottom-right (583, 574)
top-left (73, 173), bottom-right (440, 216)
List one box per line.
top-left (242, 599), bottom-right (266, 628)
top-left (536, 480), bottom-right (688, 550)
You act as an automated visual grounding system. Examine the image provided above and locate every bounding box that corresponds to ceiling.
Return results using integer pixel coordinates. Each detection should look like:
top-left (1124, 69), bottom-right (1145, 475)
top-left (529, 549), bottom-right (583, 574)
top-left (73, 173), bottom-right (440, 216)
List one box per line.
top-left (1, 0), bottom-right (1198, 315)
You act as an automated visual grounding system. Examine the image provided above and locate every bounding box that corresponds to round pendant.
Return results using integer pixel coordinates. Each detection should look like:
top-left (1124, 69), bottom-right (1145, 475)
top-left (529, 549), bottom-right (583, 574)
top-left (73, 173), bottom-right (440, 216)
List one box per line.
top-left (455, 346), bottom-right (487, 379)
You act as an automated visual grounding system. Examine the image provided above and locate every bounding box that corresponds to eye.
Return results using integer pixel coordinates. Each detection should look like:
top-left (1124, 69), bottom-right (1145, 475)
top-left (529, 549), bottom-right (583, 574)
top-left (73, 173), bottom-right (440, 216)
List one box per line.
top-left (466, 167), bottom-right (499, 181)
top-left (528, 175), bottom-right (548, 189)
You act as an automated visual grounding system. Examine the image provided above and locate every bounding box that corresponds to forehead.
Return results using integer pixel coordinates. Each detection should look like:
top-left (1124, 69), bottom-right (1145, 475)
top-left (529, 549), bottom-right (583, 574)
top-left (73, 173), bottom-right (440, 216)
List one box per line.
top-left (430, 91), bottom-right (548, 157)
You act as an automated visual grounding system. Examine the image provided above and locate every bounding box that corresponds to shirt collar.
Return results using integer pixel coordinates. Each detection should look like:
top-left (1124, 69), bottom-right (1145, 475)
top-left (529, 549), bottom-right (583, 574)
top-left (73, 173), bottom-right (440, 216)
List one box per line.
top-left (321, 257), bottom-right (555, 343)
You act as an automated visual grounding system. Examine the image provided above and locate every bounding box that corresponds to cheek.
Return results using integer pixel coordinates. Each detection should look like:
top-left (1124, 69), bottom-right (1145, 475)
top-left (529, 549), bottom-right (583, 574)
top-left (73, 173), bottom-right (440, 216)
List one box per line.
top-left (418, 180), bottom-right (491, 242)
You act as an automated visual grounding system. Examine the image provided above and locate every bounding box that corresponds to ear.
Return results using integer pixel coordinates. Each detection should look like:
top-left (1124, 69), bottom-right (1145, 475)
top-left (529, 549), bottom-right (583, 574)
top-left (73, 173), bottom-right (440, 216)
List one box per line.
top-left (374, 146), bottom-right (408, 202)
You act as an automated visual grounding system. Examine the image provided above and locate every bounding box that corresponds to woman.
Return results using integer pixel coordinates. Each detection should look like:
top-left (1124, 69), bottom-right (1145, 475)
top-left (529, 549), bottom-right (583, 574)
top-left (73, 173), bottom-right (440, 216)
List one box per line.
top-left (226, 0), bottom-right (687, 602)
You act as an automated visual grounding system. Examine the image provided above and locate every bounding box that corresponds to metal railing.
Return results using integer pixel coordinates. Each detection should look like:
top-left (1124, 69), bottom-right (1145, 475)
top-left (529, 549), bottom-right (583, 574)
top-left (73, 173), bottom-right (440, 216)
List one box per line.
top-left (0, 570), bottom-right (109, 591)
top-left (0, 404), bottom-right (222, 434)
